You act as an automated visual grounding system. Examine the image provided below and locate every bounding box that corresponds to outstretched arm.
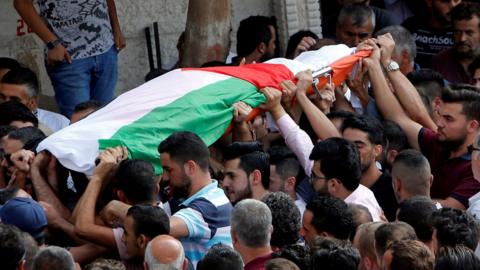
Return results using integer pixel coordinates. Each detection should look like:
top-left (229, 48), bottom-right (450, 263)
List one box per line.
top-left (362, 40), bottom-right (422, 150)
top-left (30, 151), bottom-right (71, 220)
top-left (295, 70), bottom-right (340, 140)
top-left (260, 87), bottom-right (314, 175)
top-left (376, 33), bottom-right (436, 130)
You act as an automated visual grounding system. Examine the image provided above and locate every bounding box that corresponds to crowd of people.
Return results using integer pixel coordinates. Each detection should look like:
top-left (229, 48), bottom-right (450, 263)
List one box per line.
top-left (2, 0), bottom-right (480, 269)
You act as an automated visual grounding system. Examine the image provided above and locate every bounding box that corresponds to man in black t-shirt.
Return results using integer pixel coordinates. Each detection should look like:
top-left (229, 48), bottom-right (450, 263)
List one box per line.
top-left (402, 0), bottom-right (461, 68)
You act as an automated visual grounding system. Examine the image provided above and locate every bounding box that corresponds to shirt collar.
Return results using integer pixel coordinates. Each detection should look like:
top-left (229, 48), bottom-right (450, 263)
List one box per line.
top-left (180, 180), bottom-right (218, 206)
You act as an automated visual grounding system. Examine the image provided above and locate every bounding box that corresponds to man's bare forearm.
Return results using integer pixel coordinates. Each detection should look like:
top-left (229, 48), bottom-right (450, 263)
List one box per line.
top-left (14, 0), bottom-right (57, 43)
top-left (387, 70), bottom-right (436, 130)
top-left (30, 167), bottom-right (71, 219)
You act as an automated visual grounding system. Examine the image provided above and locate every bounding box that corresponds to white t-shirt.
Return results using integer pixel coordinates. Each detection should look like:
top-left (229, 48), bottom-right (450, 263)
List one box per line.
top-left (345, 184), bottom-right (383, 222)
top-left (37, 108), bottom-right (70, 132)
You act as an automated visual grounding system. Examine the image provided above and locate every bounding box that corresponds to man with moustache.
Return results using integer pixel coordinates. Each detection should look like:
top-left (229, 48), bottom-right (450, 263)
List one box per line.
top-left (432, 2), bottom-right (480, 83)
top-left (158, 131), bottom-right (233, 267)
top-left (402, 0), bottom-right (461, 68)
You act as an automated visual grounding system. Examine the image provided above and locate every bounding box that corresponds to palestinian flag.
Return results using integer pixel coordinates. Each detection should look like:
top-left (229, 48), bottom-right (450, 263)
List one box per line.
top-left (37, 45), bottom-right (366, 175)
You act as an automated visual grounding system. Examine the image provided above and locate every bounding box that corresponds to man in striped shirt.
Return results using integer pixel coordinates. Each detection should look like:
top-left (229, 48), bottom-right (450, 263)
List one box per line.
top-left (159, 131), bottom-right (233, 267)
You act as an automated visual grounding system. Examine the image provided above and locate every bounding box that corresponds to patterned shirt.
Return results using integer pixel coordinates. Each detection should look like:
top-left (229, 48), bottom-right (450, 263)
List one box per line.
top-left (172, 180), bottom-right (233, 267)
top-left (37, 0), bottom-right (114, 59)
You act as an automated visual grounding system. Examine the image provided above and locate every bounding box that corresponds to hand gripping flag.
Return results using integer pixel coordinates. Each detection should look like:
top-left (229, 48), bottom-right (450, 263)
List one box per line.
top-left (37, 45), bottom-right (371, 175)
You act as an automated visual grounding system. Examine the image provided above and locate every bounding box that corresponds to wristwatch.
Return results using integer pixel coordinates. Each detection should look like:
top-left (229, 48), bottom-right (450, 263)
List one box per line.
top-left (385, 60), bottom-right (400, 72)
top-left (46, 39), bottom-right (62, 50)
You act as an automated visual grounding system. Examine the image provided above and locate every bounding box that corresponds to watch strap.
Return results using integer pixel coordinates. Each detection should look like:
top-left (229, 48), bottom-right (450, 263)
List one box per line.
top-left (47, 39), bottom-right (62, 50)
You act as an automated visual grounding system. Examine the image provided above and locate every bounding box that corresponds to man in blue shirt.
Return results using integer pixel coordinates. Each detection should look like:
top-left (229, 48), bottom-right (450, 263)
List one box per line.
top-left (158, 131), bottom-right (233, 267)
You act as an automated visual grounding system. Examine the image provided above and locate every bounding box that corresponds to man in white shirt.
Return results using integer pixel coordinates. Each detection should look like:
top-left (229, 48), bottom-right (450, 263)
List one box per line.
top-left (0, 67), bottom-right (69, 132)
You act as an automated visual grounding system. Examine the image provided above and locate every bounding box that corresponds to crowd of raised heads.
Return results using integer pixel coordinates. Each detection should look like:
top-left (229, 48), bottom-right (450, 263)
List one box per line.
top-left (2, 0), bottom-right (480, 270)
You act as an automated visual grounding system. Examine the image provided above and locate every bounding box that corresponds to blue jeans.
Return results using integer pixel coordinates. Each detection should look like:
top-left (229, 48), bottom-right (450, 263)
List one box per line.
top-left (47, 46), bottom-right (118, 117)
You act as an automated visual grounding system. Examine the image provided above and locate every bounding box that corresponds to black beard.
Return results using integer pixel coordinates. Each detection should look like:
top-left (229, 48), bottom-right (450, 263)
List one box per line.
top-left (259, 51), bottom-right (274, 63)
top-left (171, 174), bottom-right (191, 200)
top-left (231, 184), bottom-right (252, 205)
top-left (438, 138), bottom-right (465, 152)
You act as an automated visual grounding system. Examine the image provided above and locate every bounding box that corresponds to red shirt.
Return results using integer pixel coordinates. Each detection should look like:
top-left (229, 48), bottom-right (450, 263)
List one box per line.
top-left (419, 128), bottom-right (480, 207)
top-left (244, 253), bottom-right (273, 270)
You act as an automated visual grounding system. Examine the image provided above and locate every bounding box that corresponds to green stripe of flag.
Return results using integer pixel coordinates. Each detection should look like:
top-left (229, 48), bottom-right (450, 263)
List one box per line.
top-left (99, 77), bottom-right (266, 174)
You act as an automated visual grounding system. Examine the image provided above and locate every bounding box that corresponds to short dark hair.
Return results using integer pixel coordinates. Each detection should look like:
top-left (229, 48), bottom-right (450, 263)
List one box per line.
top-left (224, 141), bottom-right (263, 161)
top-left (407, 69), bottom-right (445, 89)
top-left (407, 69), bottom-right (445, 115)
top-left (397, 196), bottom-right (437, 242)
top-left (7, 127), bottom-right (46, 151)
top-left (73, 100), bottom-right (102, 113)
top-left (236, 16), bottom-right (276, 57)
top-left (310, 243), bottom-right (360, 270)
top-left (268, 146), bottom-right (302, 187)
top-left (241, 151), bottom-right (270, 189)
top-left (197, 243), bottom-right (243, 270)
top-left (341, 115), bottom-right (384, 145)
top-left (158, 131), bottom-right (210, 171)
top-left (451, 2), bottom-right (480, 25)
top-left (392, 149), bottom-right (431, 197)
top-left (1, 67), bottom-right (39, 98)
top-left (374, 221), bottom-right (417, 258)
top-left (348, 204), bottom-right (373, 228)
top-left (272, 244), bottom-right (310, 270)
top-left (114, 159), bottom-right (157, 204)
top-left (0, 58), bottom-right (21, 71)
top-left (441, 86), bottom-right (480, 121)
top-left (0, 224), bottom-right (26, 270)
top-left (0, 101), bottom-right (38, 127)
top-left (337, 4), bottom-right (375, 28)
top-left (309, 137), bottom-right (361, 191)
top-left (387, 240), bottom-right (434, 270)
top-left (262, 192), bottom-right (301, 248)
top-left (326, 110), bottom-right (355, 121)
top-left (285, 30), bottom-right (319, 59)
top-left (382, 121), bottom-right (409, 152)
top-left (435, 245), bottom-right (480, 270)
top-left (431, 208), bottom-right (479, 251)
top-left (306, 195), bottom-right (355, 240)
top-left (0, 125), bottom-right (16, 139)
top-left (126, 205), bottom-right (170, 239)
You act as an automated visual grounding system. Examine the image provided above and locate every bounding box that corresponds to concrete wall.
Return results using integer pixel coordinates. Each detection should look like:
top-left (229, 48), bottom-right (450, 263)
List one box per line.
top-left (0, 0), bottom-right (320, 105)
